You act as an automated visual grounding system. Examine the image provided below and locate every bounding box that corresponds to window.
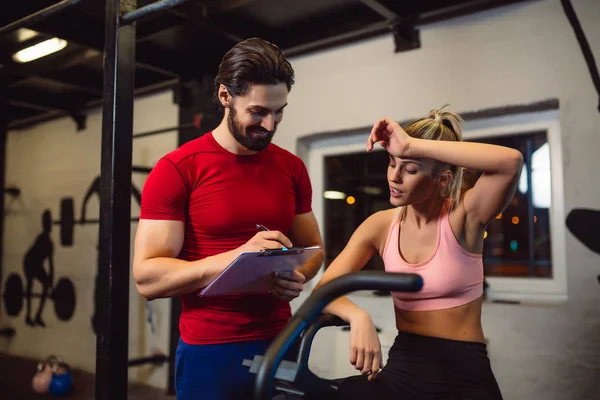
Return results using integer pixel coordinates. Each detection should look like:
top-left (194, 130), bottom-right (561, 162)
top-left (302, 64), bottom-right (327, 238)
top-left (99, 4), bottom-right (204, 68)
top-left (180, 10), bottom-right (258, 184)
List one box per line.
top-left (322, 131), bottom-right (553, 280)
top-left (324, 151), bottom-right (392, 272)
top-left (470, 131), bottom-right (552, 279)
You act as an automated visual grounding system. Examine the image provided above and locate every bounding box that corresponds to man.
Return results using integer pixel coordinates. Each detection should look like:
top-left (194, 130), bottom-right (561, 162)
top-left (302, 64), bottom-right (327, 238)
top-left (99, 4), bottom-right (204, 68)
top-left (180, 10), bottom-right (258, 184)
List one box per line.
top-left (23, 210), bottom-right (54, 327)
top-left (133, 37), bottom-right (324, 399)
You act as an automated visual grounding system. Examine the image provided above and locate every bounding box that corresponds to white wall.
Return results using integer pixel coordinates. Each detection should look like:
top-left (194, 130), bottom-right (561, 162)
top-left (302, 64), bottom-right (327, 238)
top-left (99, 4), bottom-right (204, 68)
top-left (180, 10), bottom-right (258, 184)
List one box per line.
top-left (0, 91), bottom-right (178, 389)
top-left (283, 1), bottom-right (600, 399)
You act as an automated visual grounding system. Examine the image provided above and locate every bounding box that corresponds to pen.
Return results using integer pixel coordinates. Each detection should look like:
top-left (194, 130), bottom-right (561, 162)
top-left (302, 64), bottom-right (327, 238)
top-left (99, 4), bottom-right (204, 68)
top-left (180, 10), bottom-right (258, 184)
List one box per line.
top-left (256, 224), bottom-right (288, 250)
top-left (256, 224), bottom-right (269, 232)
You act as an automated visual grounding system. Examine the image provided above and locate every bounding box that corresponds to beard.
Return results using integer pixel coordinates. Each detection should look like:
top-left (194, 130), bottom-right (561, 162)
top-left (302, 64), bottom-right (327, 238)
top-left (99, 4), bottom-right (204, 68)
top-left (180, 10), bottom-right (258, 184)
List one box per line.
top-left (227, 105), bottom-right (275, 152)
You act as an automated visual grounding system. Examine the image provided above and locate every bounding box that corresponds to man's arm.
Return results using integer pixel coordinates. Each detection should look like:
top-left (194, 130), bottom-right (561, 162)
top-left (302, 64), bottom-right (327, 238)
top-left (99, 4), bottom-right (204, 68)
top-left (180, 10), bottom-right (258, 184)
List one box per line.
top-left (133, 220), bottom-right (294, 300)
top-left (133, 157), bottom-right (294, 300)
top-left (288, 211), bottom-right (324, 282)
top-left (133, 220), bottom-right (239, 300)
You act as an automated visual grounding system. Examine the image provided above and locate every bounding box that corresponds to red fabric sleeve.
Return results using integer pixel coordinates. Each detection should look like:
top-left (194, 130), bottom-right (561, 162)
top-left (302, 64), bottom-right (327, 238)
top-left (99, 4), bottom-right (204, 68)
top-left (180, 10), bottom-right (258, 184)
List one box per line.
top-left (295, 160), bottom-right (313, 215)
top-left (140, 157), bottom-right (188, 222)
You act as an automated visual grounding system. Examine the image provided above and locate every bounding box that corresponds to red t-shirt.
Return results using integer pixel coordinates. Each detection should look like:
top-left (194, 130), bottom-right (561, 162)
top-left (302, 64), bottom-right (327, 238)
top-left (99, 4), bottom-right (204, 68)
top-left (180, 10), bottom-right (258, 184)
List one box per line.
top-left (140, 132), bottom-right (313, 344)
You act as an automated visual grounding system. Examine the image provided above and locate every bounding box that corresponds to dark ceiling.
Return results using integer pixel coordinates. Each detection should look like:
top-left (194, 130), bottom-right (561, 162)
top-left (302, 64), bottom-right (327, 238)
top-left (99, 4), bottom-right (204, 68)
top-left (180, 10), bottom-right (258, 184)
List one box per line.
top-left (0, 0), bottom-right (532, 131)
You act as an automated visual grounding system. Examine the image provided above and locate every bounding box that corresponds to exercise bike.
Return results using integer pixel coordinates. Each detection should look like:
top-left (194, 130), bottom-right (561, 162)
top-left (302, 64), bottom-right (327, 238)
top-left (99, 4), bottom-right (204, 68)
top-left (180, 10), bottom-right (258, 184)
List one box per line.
top-left (244, 271), bottom-right (423, 399)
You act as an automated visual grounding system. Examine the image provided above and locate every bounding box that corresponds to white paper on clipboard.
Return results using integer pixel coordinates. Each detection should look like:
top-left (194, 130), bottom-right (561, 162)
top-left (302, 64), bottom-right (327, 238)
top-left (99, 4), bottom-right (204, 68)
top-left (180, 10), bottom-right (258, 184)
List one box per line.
top-left (198, 246), bottom-right (322, 297)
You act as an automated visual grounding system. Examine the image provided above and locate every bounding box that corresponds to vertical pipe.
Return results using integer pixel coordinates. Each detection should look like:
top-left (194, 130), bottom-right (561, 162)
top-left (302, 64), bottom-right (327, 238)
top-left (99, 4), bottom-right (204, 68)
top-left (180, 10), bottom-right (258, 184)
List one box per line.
top-left (525, 139), bottom-right (536, 277)
top-left (167, 79), bottom-right (193, 395)
top-left (167, 75), bottom-right (218, 394)
top-left (167, 300), bottom-right (181, 394)
top-left (363, 157), bottom-right (369, 222)
top-left (96, 0), bottom-right (136, 398)
top-left (0, 81), bottom-right (7, 315)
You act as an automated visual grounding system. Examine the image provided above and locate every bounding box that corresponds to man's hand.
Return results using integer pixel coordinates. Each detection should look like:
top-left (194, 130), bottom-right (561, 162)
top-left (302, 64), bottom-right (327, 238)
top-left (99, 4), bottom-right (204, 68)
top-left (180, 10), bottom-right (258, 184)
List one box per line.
top-left (241, 231), bottom-right (293, 253)
top-left (267, 270), bottom-right (305, 302)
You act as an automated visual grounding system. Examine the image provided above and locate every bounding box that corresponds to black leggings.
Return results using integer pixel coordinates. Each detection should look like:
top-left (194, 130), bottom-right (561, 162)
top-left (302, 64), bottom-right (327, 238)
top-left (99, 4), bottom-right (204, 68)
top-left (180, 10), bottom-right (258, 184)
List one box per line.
top-left (332, 331), bottom-right (503, 400)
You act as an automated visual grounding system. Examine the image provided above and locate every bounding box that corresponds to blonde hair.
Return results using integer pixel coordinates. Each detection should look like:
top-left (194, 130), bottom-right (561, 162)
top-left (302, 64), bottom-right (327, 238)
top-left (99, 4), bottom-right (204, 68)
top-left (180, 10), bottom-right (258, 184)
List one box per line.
top-left (403, 104), bottom-right (465, 206)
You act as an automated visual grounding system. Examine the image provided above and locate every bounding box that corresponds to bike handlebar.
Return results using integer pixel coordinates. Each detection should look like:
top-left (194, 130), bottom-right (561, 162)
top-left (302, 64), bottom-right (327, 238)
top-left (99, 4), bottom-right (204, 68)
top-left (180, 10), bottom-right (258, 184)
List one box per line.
top-left (254, 271), bottom-right (423, 399)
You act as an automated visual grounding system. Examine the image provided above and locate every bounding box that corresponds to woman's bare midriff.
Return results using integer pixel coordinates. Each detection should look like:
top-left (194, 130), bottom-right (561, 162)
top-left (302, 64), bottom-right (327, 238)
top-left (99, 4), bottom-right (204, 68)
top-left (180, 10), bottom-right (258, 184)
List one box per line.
top-left (393, 296), bottom-right (485, 343)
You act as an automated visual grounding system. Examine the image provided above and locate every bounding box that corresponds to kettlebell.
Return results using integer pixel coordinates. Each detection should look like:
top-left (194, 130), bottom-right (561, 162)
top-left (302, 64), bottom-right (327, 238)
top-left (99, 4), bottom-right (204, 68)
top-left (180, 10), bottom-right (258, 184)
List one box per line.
top-left (32, 355), bottom-right (58, 394)
top-left (32, 364), bottom-right (52, 394)
top-left (49, 360), bottom-right (73, 396)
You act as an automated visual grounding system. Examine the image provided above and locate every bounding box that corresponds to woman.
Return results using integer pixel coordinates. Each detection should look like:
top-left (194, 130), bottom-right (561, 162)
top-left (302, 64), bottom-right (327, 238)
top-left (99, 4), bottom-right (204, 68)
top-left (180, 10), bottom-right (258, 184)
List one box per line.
top-left (314, 106), bottom-right (523, 400)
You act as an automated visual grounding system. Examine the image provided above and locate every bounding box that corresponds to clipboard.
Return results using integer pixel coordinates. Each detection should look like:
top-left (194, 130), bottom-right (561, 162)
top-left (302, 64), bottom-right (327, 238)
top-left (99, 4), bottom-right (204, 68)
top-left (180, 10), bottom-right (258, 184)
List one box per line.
top-left (198, 246), bottom-right (322, 297)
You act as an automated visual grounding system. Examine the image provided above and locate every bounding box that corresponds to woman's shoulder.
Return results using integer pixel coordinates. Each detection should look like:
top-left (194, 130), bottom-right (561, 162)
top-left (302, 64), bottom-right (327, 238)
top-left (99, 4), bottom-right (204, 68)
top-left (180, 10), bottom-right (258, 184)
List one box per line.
top-left (356, 208), bottom-right (399, 249)
top-left (367, 207), bottom-right (399, 226)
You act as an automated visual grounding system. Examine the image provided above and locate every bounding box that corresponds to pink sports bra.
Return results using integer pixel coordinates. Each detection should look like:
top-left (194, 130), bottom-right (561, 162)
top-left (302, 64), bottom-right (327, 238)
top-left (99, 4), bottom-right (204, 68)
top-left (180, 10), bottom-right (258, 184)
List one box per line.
top-left (382, 204), bottom-right (484, 311)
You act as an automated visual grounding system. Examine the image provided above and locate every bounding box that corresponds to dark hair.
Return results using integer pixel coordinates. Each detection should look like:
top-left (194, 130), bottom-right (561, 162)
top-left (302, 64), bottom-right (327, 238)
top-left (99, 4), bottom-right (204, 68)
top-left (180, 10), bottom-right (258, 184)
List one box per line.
top-left (213, 37), bottom-right (295, 107)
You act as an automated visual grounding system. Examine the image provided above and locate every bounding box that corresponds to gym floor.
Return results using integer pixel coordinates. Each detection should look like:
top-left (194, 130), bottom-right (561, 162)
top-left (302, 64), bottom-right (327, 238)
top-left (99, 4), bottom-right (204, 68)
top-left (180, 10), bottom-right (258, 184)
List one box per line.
top-left (0, 353), bottom-right (174, 400)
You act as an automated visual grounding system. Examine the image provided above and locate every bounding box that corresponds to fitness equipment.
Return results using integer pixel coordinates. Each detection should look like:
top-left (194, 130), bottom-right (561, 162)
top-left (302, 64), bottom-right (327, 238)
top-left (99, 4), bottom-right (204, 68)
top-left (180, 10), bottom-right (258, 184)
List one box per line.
top-left (49, 362), bottom-right (73, 397)
top-left (567, 208), bottom-right (600, 285)
top-left (247, 271), bottom-right (423, 399)
top-left (566, 208), bottom-right (600, 255)
top-left (0, 327), bottom-right (16, 337)
top-left (32, 355), bottom-right (73, 396)
top-left (132, 120), bottom-right (203, 139)
top-left (244, 314), bottom-right (349, 398)
top-left (54, 197), bottom-right (140, 246)
top-left (2, 273), bottom-right (76, 321)
top-left (127, 353), bottom-right (169, 367)
top-left (32, 361), bottom-right (53, 394)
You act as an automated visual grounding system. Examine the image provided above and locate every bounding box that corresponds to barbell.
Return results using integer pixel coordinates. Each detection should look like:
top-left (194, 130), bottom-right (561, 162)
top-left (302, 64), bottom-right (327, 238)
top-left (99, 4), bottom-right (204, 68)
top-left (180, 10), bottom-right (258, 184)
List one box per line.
top-left (55, 197), bottom-right (139, 247)
top-left (2, 273), bottom-right (76, 321)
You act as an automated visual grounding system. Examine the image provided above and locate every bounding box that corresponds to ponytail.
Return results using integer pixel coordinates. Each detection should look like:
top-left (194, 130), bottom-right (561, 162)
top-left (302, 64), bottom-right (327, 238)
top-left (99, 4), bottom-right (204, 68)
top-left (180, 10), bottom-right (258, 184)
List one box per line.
top-left (405, 104), bottom-right (465, 206)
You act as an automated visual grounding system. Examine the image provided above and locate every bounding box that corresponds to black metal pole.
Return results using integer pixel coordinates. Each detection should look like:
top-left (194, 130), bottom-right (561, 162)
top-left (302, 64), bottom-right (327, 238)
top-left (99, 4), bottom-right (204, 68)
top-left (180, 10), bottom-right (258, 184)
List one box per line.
top-left (127, 354), bottom-right (168, 367)
top-left (166, 74), bottom-right (219, 395)
top-left (120, 0), bottom-right (192, 26)
top-left (96, 0), bottom-right (136, 398)
top-left (0, 81), bottom-right (7, 316)
top-left (132, 165), bottom-right (153, 174)
top-left (561, 0), bottom-right (600, 113)
top-left (525, 139), bottom-right (535, 277)
top-left (133, 123), bottom-right (194, 139)
top-left (0, 0), bottom-right (87, 35)
top-left (167, 299), bottom-right (181, 394)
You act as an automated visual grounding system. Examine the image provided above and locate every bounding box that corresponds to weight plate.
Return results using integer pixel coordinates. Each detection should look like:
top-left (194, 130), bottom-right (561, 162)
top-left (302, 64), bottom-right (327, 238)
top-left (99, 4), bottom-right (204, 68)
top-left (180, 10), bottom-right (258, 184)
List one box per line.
top-left (54, 278), bottom-right (75, 321)
top-left (60, 197), bottom-right (75, 247)
top-left (3, 274), bottom-right (24, 316)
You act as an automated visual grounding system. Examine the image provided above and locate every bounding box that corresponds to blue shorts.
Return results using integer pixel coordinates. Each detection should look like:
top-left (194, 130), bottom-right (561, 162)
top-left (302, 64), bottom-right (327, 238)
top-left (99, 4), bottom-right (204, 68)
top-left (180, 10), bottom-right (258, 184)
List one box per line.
top-left (175, 336), bottom-right (299, 400)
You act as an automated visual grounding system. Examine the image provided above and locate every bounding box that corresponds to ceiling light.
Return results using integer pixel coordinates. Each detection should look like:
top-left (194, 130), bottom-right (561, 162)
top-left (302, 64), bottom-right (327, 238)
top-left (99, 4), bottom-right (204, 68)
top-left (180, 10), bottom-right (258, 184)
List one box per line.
top-left (17, 28), bottom-right (39, 42)
top-left (13, 38), bottom-right (68, 63)
top-left (323, 191), bottom-right (346, 200)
